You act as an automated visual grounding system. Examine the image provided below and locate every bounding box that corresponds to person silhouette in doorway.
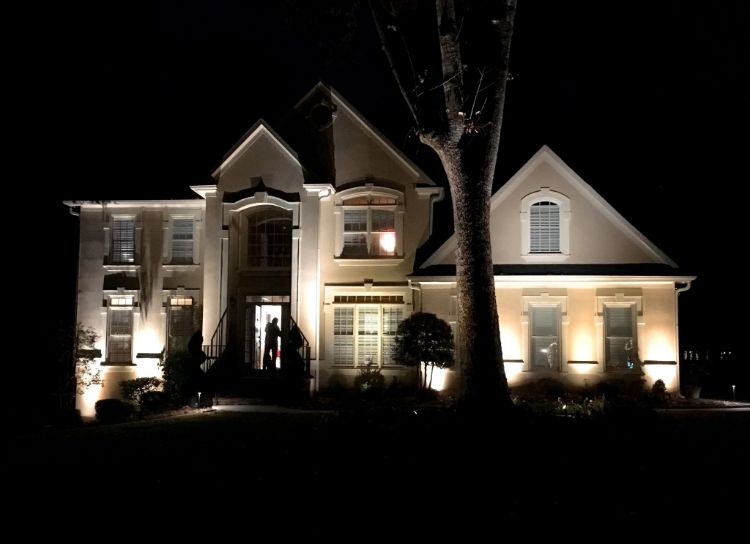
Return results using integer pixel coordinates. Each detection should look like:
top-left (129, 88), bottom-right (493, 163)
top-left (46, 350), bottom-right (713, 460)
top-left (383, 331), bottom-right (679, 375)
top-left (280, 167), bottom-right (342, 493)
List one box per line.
top-left (263, 317), bottom-right (281, 373)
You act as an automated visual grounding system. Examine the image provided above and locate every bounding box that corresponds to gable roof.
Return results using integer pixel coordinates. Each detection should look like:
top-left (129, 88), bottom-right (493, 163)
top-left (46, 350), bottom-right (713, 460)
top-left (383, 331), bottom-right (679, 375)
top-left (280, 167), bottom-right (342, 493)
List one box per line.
top-left (211, 120), bottom-right (302, 179)
top-left (296, 82), bottom-right (436, 185)
top-left (421, 145), bottom-right (678, 269)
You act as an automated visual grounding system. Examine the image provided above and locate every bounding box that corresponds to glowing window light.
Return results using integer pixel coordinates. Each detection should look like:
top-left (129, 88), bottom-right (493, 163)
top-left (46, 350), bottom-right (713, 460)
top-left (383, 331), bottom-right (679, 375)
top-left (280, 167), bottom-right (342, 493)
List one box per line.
top-left (380, 232), bottom-right (396, 254)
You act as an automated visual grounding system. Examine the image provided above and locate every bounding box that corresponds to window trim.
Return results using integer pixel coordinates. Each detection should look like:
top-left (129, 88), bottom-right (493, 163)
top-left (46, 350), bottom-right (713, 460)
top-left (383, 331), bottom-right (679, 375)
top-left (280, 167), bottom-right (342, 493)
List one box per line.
top-left (521, 293), bottom-right (568, 373)
top-left (107, 215), bottom-right (138, 265)
top-left (106, 295), bottom-right (134, 365)
top-left (237, 204), bottom-right (296, 271)
top-left (520, 189), bottom-right (571, 262)
top-left (164, 213), bottom-right (201, 266)
top-left (332, 303), bottom-right (406, 368)
top-left (333, 184), bottom-right (405, 263)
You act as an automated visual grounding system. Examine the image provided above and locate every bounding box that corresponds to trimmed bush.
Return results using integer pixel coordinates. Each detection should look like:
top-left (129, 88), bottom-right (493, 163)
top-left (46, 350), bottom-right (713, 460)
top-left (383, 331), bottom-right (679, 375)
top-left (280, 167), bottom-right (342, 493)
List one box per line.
top-left (139, 391), bottom-right (172, 415)
top-left (94, 399), bottom-right (134, 424)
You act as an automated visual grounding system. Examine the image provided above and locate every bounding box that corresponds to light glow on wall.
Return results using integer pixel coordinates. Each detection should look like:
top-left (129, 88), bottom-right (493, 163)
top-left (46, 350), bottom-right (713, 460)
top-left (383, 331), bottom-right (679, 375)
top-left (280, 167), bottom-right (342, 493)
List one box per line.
top-left (571, 330), bottom-right (595, 362)
top-left (503, 361), bottom-right (524, 384)
top-left (567, 362), bottom-right (599, 375)
top-left (644, 333), bottom-right (675, 362)
top-left (426, 366), bottom-right (449, 391)
top-left (79, 381), bottom-right (104, 418)
top-left (379, 232), bottom-right (396, 254)
top-left (500, 330), bottom-right (521, 361)
top-left (644, 363), bottom-right (677, 392)
top-left (135, 326), bottom-right (165, 379)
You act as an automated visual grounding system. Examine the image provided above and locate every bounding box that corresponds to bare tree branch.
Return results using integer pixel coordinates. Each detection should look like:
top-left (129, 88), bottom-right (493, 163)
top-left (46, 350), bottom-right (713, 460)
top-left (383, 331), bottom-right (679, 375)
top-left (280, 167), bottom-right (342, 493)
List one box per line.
top-left (369, 0), bottom-right (419, 126)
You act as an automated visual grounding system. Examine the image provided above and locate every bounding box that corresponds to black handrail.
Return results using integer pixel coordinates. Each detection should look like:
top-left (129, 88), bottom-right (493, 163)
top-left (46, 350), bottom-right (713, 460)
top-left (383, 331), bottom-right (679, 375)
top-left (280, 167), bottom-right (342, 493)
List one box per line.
top-left (289, 316), bottom-right (311, 377)
top-left (202, 306), bottom-right (228, 371)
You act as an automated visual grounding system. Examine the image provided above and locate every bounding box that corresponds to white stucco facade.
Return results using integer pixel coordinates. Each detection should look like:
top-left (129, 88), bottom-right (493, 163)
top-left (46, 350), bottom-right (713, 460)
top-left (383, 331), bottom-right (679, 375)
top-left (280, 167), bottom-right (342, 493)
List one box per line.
top-left (66, 85), bottom-right (693, 415)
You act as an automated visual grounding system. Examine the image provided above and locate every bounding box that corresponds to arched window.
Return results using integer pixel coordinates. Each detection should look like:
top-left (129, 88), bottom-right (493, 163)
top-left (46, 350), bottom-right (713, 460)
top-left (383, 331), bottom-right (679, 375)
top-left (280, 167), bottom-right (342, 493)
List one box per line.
top-left (530, 201), bottom-right (561, 253)
top-left (246, 208), bottom-right (293, 268)
top-left (521, 189), bottom-right (571, 260)
top-left (334, 185), bottom-right (404, 261)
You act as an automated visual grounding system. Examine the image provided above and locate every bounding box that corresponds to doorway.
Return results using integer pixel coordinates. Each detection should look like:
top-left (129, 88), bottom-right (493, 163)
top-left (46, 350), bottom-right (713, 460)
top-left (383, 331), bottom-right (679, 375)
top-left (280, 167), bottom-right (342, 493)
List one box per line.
top-left (244, 296), bottom-right (289, 370)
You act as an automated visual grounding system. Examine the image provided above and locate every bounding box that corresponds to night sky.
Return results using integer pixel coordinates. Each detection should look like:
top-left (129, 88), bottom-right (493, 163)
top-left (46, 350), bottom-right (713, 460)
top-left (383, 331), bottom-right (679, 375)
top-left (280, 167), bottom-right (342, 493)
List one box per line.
top-left (26, 1), bottom-right (749, 365)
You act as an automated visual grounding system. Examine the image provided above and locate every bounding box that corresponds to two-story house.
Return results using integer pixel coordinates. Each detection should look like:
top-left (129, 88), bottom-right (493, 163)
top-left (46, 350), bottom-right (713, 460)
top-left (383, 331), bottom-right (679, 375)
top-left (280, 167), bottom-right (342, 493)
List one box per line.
top-left (65, 84), bottom-right (693, 415)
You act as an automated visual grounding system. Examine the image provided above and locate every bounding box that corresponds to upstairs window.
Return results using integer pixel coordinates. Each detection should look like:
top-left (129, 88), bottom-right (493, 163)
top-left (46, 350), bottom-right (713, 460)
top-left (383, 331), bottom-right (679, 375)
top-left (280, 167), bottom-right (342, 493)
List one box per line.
top-left (171, 219), bottom-right (194, 264)
top-left (336, 187), bottom-right (403, 260)
top-left (521, 190), bottom-right (570, 260)
top-left (246, 208), bottom-right (293, 268)
top-left (343, 197), bottom-right (396, 257)
top-left (112, 219), bottom-right (135, 264)
top-left (530, 201), bottom-right (560, 253)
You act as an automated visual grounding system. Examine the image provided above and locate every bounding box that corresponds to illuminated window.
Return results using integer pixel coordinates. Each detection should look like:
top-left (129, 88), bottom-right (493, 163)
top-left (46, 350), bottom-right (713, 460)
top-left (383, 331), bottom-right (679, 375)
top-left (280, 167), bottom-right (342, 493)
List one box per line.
top-left (333, 303), bottom-right (404, 366)
top-left (168, 297), bottom-right (194, 353)
top-left (335, 186), bottom-right (403, 260)
top-left (604, 305), bottom-right (637, 371)
top-left (529, 305), bottom-right (560, 371)
top-left (112, 219), bottom-right (135, 264)
top-left (247, 208), bottom-right (292, 267)
top-left (107, 296), bottom-right (133, 364)
top-left (171, 219), bottom-right (194, 264)
top-left (342, 197), bottom-right (396, 257)
top-left (530, 201), bottom-right (560, 253)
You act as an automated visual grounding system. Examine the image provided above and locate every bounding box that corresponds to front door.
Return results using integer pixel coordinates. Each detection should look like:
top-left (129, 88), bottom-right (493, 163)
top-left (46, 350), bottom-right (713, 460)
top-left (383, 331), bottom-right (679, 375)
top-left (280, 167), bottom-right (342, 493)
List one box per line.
top-left (243, 297), bottom-right (289, 370)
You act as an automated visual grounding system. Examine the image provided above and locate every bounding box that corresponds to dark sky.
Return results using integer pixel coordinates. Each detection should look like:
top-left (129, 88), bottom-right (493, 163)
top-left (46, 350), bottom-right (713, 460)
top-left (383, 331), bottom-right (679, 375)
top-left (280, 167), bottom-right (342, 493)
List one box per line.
top-left (29, 1), bottom-right (749, 355)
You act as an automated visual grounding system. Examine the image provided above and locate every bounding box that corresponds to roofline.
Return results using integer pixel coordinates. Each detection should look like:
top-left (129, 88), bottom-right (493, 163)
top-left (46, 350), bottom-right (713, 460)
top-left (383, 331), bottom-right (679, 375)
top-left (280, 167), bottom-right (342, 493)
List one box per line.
top-left (211, 120), bottom-right (301, 179)
top-left (410, 275), bottom-right (696, 285)
top-left (63, 200), bottom-right (205, 209)
top-left (422, 145), bottom-right (679, 268)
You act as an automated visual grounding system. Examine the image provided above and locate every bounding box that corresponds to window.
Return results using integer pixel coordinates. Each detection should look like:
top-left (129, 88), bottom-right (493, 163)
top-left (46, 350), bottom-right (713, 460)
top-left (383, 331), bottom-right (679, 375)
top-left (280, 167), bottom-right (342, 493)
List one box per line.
top-left (171, 219), bottom-right (194, 264)
top-left (530, 306), bottom-right (560, 370)
top-left (520, 190), bottom-right (570, 260)
top-left (333, 304), bottom-right (405, 366)
top-left (605, 306), bottom-right (637, 371)
top-left (112, 219), bottom-right (135, 264)
top-left (342, 197), bottom-right (396, 257)
top-left (335, 186), bottom-right (403, 260)
top-left (247, 208), bottom-right (292, 267)
top-left (108, 296), bottom-right (133, 363)
top-left (168, 297), bottom-right (194, 353)
top-left (530, 201), bottom-right (560, 253)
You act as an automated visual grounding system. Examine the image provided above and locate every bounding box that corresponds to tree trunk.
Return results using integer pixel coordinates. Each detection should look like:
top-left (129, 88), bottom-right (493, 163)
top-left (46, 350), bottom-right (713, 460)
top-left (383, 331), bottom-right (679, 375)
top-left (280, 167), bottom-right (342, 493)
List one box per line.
top-left (373, 0), bottom-right (517, 411)
top-left (439, 147), bottom-right (510, 410)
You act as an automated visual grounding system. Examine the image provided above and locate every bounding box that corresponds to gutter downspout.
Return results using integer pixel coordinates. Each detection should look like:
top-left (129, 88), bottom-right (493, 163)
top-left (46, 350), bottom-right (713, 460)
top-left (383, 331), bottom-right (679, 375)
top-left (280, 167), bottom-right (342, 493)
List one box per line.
top-left (675, 281), bottom-right (692, 393)
top-left (408, 280), bottom-right (422, 313)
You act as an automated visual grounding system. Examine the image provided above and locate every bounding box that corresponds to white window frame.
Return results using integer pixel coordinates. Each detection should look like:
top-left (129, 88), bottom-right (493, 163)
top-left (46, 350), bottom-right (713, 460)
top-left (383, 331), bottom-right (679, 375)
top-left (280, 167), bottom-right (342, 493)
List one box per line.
top-left (595, 292), bottom-right (644, 373)
top-left (332, 303), bottom-right (406, 368)
top-left (164, 213), bottom-right (201, 266)
top-left (109, 215), bottom-right (137, 265)
top-left (521, 293), bottom-right (568, 372)
top-left (107, 295), bottom-right (134, 364)
top-left (238, 205), bottom-right (295, 271)
top-left (602, 303), bottom-right (639, 372)
top-left (528, 304), bottom-right (562, 371)
top-left (167, 296), bottom-right (195, 353)
top-left (334, 184), bottom-right (404, 264)
top-left (520, 188), bottom-right (571, 262)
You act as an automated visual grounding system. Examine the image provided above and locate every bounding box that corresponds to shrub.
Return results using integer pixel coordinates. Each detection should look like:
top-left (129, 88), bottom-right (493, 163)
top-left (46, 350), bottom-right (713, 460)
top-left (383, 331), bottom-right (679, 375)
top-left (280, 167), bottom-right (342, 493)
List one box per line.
top-left (120, 377), bottom-right (163, 405)
top-left (392, 312), bottom-right (454, 390)
top-left (139, 391), bottom-right (172, 415)
top-left (94, 399), bottom-right (134, 424)
top-left (355, 365), bottom-right (386, 398)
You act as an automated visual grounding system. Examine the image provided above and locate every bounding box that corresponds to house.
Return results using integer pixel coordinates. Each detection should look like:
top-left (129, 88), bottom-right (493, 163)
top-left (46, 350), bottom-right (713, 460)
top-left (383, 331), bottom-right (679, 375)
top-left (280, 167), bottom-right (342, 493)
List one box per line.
top-left (65, 84), bottom-right (694, 416)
